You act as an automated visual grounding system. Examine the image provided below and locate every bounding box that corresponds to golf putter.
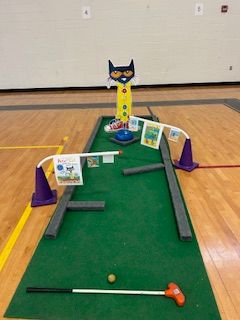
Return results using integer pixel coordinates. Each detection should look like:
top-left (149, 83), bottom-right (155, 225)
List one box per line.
top-left (27, 282), bottom-right (185, 307)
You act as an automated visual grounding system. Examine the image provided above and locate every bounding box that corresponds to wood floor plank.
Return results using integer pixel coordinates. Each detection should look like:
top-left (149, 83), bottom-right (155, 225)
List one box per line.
top-left (0, 84), bottom-right (240, 107)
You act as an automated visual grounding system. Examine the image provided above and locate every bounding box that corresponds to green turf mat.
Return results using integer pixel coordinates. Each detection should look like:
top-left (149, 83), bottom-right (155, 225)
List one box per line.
top-left (5, 118), bottom-right (221, 320)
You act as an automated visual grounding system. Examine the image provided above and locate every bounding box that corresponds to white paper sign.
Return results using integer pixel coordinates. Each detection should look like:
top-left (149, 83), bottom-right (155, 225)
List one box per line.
top-left (168, 128), bottom-right (181, 142)
top-left (129, 116), bottom-right (139, 131)
top-left (53, 154), bottom-right (83, 185)
top-left (141, 122), bottom-right (163, 150)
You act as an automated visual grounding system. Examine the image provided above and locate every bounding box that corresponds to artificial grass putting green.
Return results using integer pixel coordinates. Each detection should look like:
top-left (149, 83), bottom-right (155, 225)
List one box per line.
top-left (5, 118), bottom-right (221, 320)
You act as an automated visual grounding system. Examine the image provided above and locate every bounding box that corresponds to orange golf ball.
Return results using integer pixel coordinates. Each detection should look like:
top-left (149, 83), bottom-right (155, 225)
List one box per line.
top-left (107, 274), bottom-right (117, 284)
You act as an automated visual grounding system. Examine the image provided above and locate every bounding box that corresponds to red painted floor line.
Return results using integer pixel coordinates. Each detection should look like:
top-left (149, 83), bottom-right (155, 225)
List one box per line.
top-left (197, 164), bottom-right (240, 169)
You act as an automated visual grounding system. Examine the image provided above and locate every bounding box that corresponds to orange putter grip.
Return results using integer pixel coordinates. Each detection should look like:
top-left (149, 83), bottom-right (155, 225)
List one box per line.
top-left (165, 282), bottom-right (185, 307)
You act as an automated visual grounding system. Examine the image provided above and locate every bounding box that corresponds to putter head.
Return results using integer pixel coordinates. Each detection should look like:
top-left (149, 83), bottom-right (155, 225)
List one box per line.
top-left (164, 282), bottom-right (185, 307)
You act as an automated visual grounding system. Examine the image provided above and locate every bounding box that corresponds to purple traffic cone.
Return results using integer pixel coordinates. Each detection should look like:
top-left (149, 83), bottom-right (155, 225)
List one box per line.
top-left (31, 166), bottom-right (57, 207)
top-left (174, 138), bottom-right (198, 172)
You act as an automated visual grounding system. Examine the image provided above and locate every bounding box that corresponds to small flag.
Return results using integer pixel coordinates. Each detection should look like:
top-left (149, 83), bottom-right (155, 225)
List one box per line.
top-left (168, 128), bottom-right (181, 142)
top-left (87, 156), bottom-right (100, 168)
top-left (102, 154), bottom-right (114, 163)
top-left (129, 116), bottom-right (139, 131)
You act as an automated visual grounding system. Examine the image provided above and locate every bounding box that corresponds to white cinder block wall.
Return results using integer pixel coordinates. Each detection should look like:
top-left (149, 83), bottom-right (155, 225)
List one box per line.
top-left (0, 0), bottom-right (239, 89)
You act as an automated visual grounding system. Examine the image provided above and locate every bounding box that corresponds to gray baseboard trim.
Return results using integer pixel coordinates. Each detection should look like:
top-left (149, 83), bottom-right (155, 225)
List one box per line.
top-left (0, 98), bottom-right (239, 112)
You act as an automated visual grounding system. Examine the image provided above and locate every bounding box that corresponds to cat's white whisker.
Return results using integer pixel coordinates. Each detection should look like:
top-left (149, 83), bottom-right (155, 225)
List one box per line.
top-left (106, 77), bottom-right (114, 88)
top-left (131, 75), bottom-right (140, 85)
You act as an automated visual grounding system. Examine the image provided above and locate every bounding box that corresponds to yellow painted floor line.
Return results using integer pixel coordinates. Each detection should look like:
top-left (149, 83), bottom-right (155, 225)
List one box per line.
top-left (0, 136), bottom-right (69, 272)
top-left (0, 145), bottom-right (62, 150)
top-left (45, 145), bottom-right (65, 177)
top-left (0, 203), bottom-right (33, 272)
top-left (45, 137), bottom-right (68, 176)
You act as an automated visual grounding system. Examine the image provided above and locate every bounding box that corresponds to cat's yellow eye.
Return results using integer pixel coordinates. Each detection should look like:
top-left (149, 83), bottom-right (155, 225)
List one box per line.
top-left (111, 71), bottom-right (122, 79)
top-left (123, 70), bottom-right (133, 77)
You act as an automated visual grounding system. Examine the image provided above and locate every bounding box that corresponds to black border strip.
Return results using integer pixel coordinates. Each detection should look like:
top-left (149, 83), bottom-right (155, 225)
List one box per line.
top-left (44, 116), bottom-right (103, 239)
top-left (223, 98), bottom-right (240, 112)
top-left (1, 81), bottom-right (240, 93)
top-left (148, 107), bottom-right (192, 241)
top-left (0, 98), bottom-right (239, 112)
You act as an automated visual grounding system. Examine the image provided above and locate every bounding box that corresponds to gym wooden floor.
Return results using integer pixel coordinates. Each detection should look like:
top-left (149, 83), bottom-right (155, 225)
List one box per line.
top-left (0, 85), bottom-right (239, 320)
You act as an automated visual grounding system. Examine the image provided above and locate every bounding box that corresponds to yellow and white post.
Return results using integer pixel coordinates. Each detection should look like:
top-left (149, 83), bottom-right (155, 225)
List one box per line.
top-left (116, 82), bottom-right (132, 124)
